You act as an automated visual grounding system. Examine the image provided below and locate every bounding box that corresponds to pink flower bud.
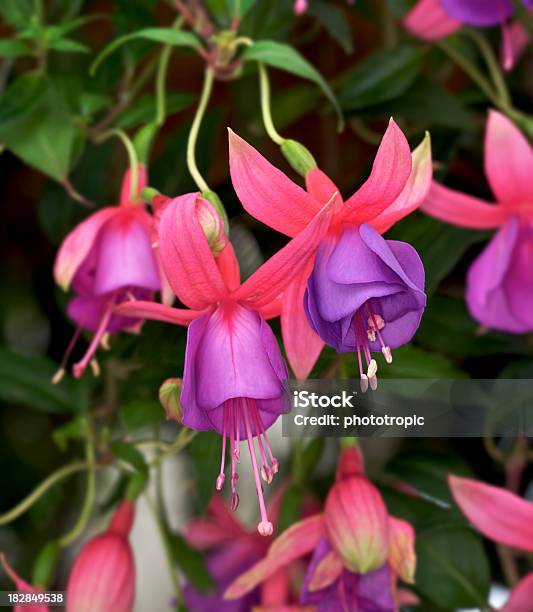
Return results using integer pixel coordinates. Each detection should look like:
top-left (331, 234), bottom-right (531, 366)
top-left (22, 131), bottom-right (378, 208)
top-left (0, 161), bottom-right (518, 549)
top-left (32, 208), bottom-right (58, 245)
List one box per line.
top-left (336, 446), bottom-right (365, 480)
top-left (0, 554), bottom-right (48, 612)
top-left (324, 476), bottom-right (389, 573)
top-left (66, 501), bottom-right (135, 612)
top-left (197, 198), bottom-right (227, 256)
top-left (158, 377), bottom-right (183, 422)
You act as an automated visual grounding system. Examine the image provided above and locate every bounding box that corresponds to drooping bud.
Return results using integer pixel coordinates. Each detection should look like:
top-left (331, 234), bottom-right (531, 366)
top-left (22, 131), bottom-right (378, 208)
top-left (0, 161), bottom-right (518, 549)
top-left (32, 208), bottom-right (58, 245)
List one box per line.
top-left (324, 476), bottom-right (389, 574)
top-left (336, 445), bottom-right (365, 480)
top-left (388, 516), bottom-right (416, 584)
top-left (158, 378), bottom-right (183, 422)
top-left (280, 139), bottom-right (317, 177)
top-left (0, 554), bottom-right (47, 612)
top-left (197, 198), bottom-right (228, 256)
top-left (66, 501), bottom-right (136, 612)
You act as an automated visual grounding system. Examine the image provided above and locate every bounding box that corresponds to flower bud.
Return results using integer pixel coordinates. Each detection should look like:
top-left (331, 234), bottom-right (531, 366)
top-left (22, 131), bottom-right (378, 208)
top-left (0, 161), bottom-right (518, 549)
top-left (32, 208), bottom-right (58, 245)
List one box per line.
top-left (324, 476), bottom-right (389, 574)
top-left (336, 446), bottom-right (365, 480)
top-left (280, 139), bottom-right (317, 177)
top-left (197, 198), bottom-right (227, 256)
top-left (0, 554), bottom-right (46, 612)
top-left (66, 501), bottom-right (135, 612)
top-left (158, 378), bottom-right (183, 422)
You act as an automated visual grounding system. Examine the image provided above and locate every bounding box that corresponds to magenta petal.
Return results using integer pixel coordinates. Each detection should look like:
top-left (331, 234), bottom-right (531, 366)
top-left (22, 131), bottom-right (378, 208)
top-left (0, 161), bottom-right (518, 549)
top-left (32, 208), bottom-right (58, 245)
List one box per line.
top-left (503, 223), bottom-right (533, 328)
top-left (93, 211), bottom-right (160, 295)
top-left (181, 304), bottom-right (288, 434)
top-left (466, 217), bottom-right (531, 332)
top-left (439, 0), bottom-right (514, 26)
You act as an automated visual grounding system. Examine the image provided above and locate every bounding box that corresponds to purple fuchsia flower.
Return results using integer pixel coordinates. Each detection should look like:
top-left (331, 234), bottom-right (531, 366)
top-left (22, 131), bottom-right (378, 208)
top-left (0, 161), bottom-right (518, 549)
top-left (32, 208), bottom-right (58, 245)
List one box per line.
top-left (225, 447), bottom-right (417, 611)
top-left (115, 192), bottom-right (332, 534)
top-left (228, 122), bottom-right (432, 390)
top-left (421, 111), bottom-right (533, 333)
top-left (404, 0), bottom-right (532, 70)
top-left (53, 166), bottom-right (168, 380)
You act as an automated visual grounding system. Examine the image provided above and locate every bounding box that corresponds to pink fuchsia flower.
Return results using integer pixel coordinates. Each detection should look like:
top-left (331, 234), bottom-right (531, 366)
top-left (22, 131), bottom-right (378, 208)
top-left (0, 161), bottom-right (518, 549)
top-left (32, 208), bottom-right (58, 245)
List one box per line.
top-left (404, 0), bottom-right (531, 70)
top-left (0, 554), bottom-right (49, 612)
top-left (228, 123), bottom-right (432, 389)
top-left (53, 166), bottom-right (164, 380)
top-left (66, 500), bottom-right (136, 612)
top-left (225, 447), bottom-right (416, 611)
top-left (421, 110), bottom-right (533, 333)
top-left (183, 492), bottom-right (295, 610)
top-left (449, 474), bottom-right (533, 612)
top-left (115, 193), bottom-right (332, 535)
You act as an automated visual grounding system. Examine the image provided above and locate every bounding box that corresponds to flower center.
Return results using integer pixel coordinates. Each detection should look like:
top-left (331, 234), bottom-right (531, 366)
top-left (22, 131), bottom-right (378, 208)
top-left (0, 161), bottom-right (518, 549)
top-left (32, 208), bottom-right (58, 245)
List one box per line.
top-left (353, 302), bottom-right (392, 393)
top-left (216, 398), bottom-right (278, 536)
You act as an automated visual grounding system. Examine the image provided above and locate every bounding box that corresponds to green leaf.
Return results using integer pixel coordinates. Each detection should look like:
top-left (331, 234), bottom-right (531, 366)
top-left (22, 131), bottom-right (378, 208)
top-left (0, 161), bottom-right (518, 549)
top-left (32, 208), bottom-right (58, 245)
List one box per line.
top-left (225, 0), bottom-right (257, 19)
top-left (339, 45), bottom-right (423, 111)
top-left (0, 347), bottom-right (87, 414)
top-left (308, 1), bottom-right (353, 54)
top-left (0, 39), bottom-right (32, 57)
top-left (379, 345), bottom-right (466, 378)
top-left (110, 441), bottom-right (148, 476)
top-left (293, 438), bottom-right (325, 485)
top-left (416, 525), bottom-right (490, 608)
top-left (188, 431), bottom-right (222, 514)
top-left (48, 37), bottom-right (90, 53)
top-left (0, 73), bottom-right (82, 181)
top-left (120, 399), bottom-right (163, 431)
top-left (277, 485), bottom-right (301, 533)
top-left (168, 533), bottom-right (214, 593)
top-left (242, 40), bottom-right (344, 129)
top-left (52, 416), bottom-right (87, 451)
top-left (0, 0), bottom-right (33, 29)
top-left (90, 28), bottom-right (201, 74)
top-left (115, 92), bottom-right (194, 129)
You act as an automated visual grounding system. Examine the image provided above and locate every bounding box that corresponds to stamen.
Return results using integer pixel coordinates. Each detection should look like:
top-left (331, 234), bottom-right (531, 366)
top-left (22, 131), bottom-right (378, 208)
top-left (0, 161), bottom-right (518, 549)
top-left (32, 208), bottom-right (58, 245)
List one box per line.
top-left (52, 327), bottom-right (82, 384)
top-left (251, 400), bottom-right (278, 473)
top-left (229, 400), bottom-right (239, 511)
top-left (72, 295), bottom-right (116, 379)
top-left (242, 400), bottom-right (273, 536)
top-left (366, 305), bottom-right (393, 364)
top-left (89, 359), bottom-right (100, 377)
top-left (251, 406), bottom-right (273, 484)
top-left (216, 402), bottom-right (228, 490)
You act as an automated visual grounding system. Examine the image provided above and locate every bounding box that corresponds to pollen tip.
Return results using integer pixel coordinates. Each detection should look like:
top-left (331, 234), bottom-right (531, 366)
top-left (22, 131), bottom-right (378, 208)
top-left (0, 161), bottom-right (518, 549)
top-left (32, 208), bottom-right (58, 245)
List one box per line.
top-left (367, 359), bottom-right (378, 379)
top-left (51, 368), bottom-right (66, 385)
top-left (271, 458), bottom-right (279, 474)
top-left (382, 346), bottom-right (392, 364)
top-left (72, 364), bottom-right (84, 379)
top-left (101, 333), bottom-right (111, 351)
top-left (231, 493), bottom-right (240, 512)
top-left (258, 521), bottom-right (273, 537)
top-left (216, 474), bottom-right (225, 490)
top-left (369, 375), bottom-right (378, 391)
top-left (261, 466), bottom-right (273, 484)
top-left (360, 374), bottom-right (369, 393)
top-left (90, 359), bottom-right (101, 377)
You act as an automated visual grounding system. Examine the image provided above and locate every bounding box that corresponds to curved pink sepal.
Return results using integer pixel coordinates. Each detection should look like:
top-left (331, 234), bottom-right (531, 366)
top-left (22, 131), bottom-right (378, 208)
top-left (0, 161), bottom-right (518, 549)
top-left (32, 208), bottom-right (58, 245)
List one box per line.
top-left (308, 550), bottom-right (343, 592)
top-left (388, 516), bottom-right (416, 584)
top-left (421, 181), bottom-right (507, 229)
top-left (54, 207), bottom-right (116, 291)
top-left (119, 165), bottom-right (148, 206)
top-left (228, 129), bottom-right (320, 237)
top-left (113, 300), bottom-right (206, 326)
top-left (403, 0), bottom-right (461, 40)
top-left (449, 474), bottom-right (533, 552)
top-left (159, 193), bottom-right (229, 309)
top-left (502, 573), bottom-right (533, 612)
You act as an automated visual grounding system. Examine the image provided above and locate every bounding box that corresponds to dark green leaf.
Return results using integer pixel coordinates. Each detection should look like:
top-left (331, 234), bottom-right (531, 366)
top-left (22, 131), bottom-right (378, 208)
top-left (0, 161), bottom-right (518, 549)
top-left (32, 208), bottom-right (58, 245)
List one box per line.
top-left (0, 39), bottom-right (32, 57)
top-left (277, 485), bottom-right (301, 533)
top-left (48, 37), bottom-right (90, 53)
top-left (188, 431), bottom-right (222, 514)
top-left (121, 399), bottom-right (164, 431)
top-left (0, 347), bottom-right (88, 414)
top-left (243, 40), bottom-right (343, 129)
top-left (115, 92), bottom-right (195, 129)
top-left (52, 416), bottom-right (87, 451)
top-left (379, 345), bottom-right (466, 378)
top-left (0, 0), bottom-right (33, 29)
top-left (168, 533), bottom-right (214, 593)
top-left (110, 441), bottom-right (148, 476)
top-left (339, 46), bottom-right (423, 111)
top-left (309, 1), bottom-right (353, 54)
top-left (90, 28), bottom-right (201, 74)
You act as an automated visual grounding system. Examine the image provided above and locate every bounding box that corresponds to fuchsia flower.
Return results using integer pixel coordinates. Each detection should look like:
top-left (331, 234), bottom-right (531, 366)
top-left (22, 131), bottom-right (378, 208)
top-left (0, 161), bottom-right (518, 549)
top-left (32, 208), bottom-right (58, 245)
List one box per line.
top-left (421, 111), bottom-right (533, 333)
top-left (225, 447), bottom-right (416, 611)
top-left (404, 0), bottom-right (531, 70)
top-left (229, 122), bottom-right (432, 389)
top-left (115, 193), bottom-right (332, 534)
top-left (53, 166), bottom-right (165, 379)
top-left (0, 555), bottom-right (49, 612)
top-left (183, 493), bottom-right (294, 610)
top-left (66, 500), bottom-right (136, 612)
top-left (449, 475), bottom-right (533, 611)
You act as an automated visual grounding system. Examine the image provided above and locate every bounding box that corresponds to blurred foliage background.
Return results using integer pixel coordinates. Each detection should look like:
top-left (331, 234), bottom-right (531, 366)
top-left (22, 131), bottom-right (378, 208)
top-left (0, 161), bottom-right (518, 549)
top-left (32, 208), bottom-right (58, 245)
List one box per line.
top-left (0, 0), bottom-right (532, 610)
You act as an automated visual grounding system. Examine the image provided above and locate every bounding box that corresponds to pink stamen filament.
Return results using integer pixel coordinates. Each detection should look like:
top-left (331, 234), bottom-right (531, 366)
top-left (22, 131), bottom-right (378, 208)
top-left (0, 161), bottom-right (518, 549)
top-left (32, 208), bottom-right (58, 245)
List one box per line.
top-left (216, 397), bottom-right (275, 535)
top-left (72, 292), bottom-right (117, 379)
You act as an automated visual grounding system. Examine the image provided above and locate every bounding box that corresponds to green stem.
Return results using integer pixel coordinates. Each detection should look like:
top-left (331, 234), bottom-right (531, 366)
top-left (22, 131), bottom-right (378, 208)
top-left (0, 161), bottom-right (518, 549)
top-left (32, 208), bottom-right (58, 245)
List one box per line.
top-left (0, 462), bottom-right (90, 526)
top-left (465, 29), bottom-right (511, 108)
top-left (94, 129), bottom-right (140, 202)
top-left (58, 436), bottom-right (96, 547)
top-left (187, 67), bottom-right (214, 192)
top-left (155, 17), bottom-right (184, 126)
top-left (258, 63), bottom-right (284, 146)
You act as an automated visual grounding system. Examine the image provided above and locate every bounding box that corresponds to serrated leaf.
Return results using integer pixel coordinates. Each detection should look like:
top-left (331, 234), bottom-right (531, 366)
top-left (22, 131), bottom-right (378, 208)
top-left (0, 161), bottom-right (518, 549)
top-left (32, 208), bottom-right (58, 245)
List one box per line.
top-left (90, 28), bottom-right (201, 74)
top-left (243, 40), bottom-right (343, 129)
top-left (339, 46), bottom-right (423, 111)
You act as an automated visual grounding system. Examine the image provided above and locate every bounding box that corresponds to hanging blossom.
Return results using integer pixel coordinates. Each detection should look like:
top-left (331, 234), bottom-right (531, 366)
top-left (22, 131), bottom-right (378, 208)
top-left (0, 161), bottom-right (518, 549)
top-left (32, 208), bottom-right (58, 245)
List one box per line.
top-left (53, 167), bottom-right (169, 380)
top-left (183, 492), bottom-right (305, 611)
top-left (115, 193), bottom-right (332, 535)
top-left (421, 110), bottom-right (533, 333)
top-left (404, 0), bottom-right (532, 70)
top-left (450, 475), bottom-right (533, 611)
top-left (228, 122), bottom-right (432, 390)
top-left (0, 501), bottom-right (136, 612)
top-left (225, 446), bottom-right (417, 611)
